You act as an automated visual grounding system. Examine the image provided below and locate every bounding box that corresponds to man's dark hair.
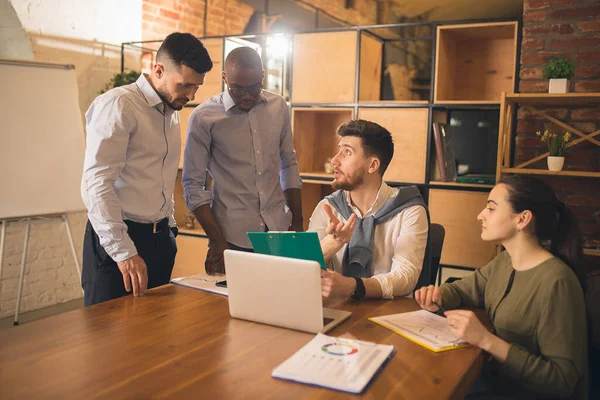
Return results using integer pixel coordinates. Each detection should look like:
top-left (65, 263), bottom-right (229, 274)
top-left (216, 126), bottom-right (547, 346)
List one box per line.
top-left (337, 119), bottom-right (394, 176)
top-left (156, 32), bottom-right (213, 74)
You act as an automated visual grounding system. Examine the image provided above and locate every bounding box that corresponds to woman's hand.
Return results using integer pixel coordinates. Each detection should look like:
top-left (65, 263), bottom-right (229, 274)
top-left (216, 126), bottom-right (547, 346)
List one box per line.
top-left (414, 284), bottom-right (443, 312)
top-left (445, 309), bottom-right (492, 349)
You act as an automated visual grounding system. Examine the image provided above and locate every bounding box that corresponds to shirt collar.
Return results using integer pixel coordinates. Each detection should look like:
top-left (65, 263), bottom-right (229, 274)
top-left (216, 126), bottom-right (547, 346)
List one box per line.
top-left (344, 181), bottom-right (391, 217)
top-left (223, 88), bottom-right (267, 112)
top-left (136, 74), bottom-right (163, 110)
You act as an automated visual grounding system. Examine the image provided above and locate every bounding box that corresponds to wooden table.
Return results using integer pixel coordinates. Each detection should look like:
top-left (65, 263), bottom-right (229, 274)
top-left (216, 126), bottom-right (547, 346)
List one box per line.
top-left (0, 285), bottom-right (485, 399)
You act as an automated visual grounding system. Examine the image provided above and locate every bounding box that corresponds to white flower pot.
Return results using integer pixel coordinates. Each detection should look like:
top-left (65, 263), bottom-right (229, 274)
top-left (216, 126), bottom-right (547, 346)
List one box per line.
top-left (547, 156), bottom-right (565, 171)
top-left (549, 78), bottom-right (569, 93)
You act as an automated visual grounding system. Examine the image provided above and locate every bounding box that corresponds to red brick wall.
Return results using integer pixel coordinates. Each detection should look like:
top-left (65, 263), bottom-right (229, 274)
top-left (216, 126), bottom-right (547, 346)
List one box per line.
top-left (142, 0), bottom-right (254, 41)
top-left (140, 0), bottom-right (253, 71)
top-left (519, 0), bottom-right (600, 270)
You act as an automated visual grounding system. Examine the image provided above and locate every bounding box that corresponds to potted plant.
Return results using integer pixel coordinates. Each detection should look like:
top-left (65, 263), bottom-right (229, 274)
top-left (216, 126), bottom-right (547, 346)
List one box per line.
top-left (536, 129), bottom-right (572, 171)
top-left (542, 56), bottom-right (576, 94)
top-left (99, 70), bottom-right (141, 94)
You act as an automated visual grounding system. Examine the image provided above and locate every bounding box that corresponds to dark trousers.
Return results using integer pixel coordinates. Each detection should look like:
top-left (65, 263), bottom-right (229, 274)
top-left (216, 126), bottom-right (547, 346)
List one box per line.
top-left (82, 220), bottom-right (177, 306)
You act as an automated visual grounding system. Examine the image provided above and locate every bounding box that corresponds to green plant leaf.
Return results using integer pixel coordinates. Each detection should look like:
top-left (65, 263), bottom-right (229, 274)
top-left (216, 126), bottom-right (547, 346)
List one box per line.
top-left (542, 56), bottom-right (576, 80)
top-left (98, 70), bottom-right (141, 94)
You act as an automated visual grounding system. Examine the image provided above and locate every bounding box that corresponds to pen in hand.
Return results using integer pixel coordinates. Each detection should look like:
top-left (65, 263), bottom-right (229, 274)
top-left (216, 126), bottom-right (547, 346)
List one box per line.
top-left (433, 300), bottom-right (446, 317)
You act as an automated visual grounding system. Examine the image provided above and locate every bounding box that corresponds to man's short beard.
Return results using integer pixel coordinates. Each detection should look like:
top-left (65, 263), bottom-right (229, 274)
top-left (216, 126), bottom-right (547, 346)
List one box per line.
top-left (331, 173), bottom-right (364, 191)
top-left (156, 86), bottom-right (183, 111)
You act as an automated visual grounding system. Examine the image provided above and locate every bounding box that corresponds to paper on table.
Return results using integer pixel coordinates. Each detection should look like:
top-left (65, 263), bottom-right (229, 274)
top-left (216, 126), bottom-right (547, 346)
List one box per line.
top-left (369, 309), bottom-right (468, 352)
top-left (170, 273), bottom-right (228, 296)
top-left (272, 333), bottom-right (395, 394)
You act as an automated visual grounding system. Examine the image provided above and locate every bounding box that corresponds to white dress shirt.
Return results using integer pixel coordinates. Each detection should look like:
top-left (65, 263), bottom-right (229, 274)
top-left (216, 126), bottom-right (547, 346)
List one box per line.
top-left (182, 90), bottom-right (302, 248)
top-left (308, 182), bottom-right (428, 299)
top-left (82, 74), bottom-right (180, 262)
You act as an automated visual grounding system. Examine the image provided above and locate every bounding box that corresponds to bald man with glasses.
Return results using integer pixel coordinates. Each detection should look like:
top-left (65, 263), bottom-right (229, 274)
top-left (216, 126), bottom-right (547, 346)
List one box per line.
top-left (182, 47), bottom-right (303, 275)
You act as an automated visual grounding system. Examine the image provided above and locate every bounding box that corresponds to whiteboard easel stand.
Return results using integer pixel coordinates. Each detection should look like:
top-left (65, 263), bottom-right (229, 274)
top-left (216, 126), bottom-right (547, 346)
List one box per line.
top-left (0, 214), bottom-right (82, 325)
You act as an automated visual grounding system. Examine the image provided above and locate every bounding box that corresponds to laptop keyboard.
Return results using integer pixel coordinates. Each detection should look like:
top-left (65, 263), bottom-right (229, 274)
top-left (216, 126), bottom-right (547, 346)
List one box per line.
top-left (323, 317), bottom-right (335, 326)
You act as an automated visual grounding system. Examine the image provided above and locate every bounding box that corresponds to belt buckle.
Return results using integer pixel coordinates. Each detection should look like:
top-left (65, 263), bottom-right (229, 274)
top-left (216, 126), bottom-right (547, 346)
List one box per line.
top-left (153, 222), bottom-right (158, 233)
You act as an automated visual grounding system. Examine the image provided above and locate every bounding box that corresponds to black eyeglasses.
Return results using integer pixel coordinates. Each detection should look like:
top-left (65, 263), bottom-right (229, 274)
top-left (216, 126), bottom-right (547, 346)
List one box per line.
top-left (228, 82), bottom-right (262, 97)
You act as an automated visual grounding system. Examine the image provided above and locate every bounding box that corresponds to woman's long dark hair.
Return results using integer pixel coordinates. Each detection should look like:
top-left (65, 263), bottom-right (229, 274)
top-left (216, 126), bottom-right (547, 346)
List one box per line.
top-left (500, 175), bottom-right (585, 290)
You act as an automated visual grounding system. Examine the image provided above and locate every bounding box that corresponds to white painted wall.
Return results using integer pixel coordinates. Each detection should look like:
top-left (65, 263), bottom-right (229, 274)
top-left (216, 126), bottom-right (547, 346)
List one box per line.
top-left (1, 0), bottom-right (142, 318)
top-left (0, 0), bottom-right (33, 59)
top-left (10, 0), bottom-right (142, 44)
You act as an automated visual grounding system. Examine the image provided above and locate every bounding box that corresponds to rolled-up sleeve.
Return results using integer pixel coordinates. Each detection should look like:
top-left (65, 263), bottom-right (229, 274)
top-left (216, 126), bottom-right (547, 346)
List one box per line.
top-left (373, 206), bottom-right (428, 298)
top-left (82, 96), bottom-right (137, 262)
top-left (182, 108), bottom-right (213, 212)
top-left (279, 103), bottom-right (302, 191)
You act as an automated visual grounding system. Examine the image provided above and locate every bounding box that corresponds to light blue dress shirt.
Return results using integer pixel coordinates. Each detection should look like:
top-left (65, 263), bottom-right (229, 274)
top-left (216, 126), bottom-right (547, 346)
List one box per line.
top-left (82, 74), bottom-right (180, 262)
top-left (182, 90), bottom-right (302, 248)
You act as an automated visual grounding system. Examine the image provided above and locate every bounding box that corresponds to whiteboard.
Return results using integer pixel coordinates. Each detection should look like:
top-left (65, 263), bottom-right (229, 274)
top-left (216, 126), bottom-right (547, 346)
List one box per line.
top-left (0, 59), bottom-right (86, 219)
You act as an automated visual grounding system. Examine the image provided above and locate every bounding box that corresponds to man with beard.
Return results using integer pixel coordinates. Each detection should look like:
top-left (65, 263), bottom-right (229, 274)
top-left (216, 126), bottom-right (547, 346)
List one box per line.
top-left (182, 47), bottom-right (303, 275)
top-left (81, 32), bottom-right (213, 305)
top-left (308, 120), bottom-right (429, 300)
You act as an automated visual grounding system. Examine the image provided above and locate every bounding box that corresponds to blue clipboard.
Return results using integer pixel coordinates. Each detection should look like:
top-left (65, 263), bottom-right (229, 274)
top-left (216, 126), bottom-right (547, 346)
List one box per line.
top-left (247, 231), bottom-right (327, 270)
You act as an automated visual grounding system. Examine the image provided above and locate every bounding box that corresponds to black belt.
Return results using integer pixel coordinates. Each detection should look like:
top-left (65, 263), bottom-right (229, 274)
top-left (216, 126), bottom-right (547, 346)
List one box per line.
top-left (124, 217), bottom-right (169, 234)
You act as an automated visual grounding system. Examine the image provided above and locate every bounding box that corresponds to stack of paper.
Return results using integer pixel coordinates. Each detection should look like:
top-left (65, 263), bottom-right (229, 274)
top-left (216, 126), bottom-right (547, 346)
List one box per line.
top-left (370, 310), bottom-right (468, 352)
top-left (272, 333), bottom-right (394, 394)
top-left (170, 273), bottom-right (228, 296)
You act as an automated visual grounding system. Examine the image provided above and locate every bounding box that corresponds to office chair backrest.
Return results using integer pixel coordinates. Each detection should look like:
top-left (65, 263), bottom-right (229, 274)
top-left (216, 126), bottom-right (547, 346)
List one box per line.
top-left (414, 223), bottom-right (445, 290)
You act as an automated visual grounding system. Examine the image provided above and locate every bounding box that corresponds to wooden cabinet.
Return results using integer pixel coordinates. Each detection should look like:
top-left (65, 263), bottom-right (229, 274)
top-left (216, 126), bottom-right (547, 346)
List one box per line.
top-left (434, 22), bottom-right (518, 104)
top-left (291, 31), bottom-right (382, 103)
top-left (192, 38), bottom-right (224, 105)
top-left (428, 189), bottom-right (497, 268)
top-left (165, 19), bottom-right (520, 271)
top-left (357, 107), bottom-right (429, 184)
top-left (301, 180), bottom-right (334, 231)
top-left (172, 235), bottom-right (209, 278)
top-left (292, 107), bottom-right (354, 177)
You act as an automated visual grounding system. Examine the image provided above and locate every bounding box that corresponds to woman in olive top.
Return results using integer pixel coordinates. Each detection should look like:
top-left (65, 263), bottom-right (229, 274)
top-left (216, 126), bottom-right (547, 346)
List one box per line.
top-left (415, 175), bottom-right (588, 400)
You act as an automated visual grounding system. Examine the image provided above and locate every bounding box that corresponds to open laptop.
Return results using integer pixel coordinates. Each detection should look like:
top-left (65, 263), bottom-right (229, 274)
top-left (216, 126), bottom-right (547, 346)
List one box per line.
top-left (223, 250), bottom-right (351, 334)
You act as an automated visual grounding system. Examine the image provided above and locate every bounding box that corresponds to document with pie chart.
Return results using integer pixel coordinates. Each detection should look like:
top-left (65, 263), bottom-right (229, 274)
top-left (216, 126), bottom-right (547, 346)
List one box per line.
top-left (271, 333), bottom-right (395, 394)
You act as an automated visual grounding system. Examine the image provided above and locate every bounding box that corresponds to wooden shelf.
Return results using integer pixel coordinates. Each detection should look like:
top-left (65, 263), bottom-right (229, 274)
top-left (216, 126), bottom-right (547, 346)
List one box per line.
top-left (502, 168), bottom-right (600, 178)
top-left (584, 249), bottom-right (600, 257)
top-left (497, 92), bottom-right (600, 182)
top-left (301, 182), bottom-right (334, 231)
top-left (505, 92), bottom-right (600, 106)
top-left (429, 181), bottom-right (494, 189)
top-left (434, 101), bottom-right (501, 106)
top-left (292, 108), bottom-right (353, 176)
top-left (301, 172), bottom-right (334, 179)
top-left (434, 21), bottom-right (518, 103)
top-left (301, 179), bottom-right (333, 185)
top-left (358, 100), bottom-right (429, 105)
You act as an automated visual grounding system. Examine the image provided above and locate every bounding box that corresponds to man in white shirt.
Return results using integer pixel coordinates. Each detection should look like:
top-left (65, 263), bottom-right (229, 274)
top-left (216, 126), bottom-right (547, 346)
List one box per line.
top-left (81, 33), bottom-right (213, 306)
top-left (308, 120), bottom-right (429, 300)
